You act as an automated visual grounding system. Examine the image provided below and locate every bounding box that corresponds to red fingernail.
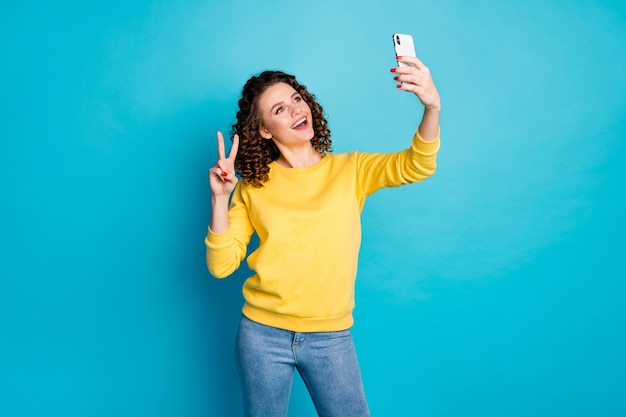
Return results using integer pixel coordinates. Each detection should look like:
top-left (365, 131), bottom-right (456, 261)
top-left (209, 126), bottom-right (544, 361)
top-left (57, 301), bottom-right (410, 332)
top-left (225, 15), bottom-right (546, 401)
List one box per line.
top-left (394, 76), bottom-right (399, 81)
top-left (397, 84), bottom-right (403, 88)
top-left (390, 68), bottom-right (397, 73)
top-left (396, 56), bottom-right (403, 60)
top-left (221, 171), bottom-right (228, 177)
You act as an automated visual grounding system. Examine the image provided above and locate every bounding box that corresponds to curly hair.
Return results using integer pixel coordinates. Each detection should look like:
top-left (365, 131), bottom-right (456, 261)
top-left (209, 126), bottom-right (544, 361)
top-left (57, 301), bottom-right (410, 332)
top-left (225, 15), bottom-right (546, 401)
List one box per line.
top-left (231, 71), bottom-right (332, 188)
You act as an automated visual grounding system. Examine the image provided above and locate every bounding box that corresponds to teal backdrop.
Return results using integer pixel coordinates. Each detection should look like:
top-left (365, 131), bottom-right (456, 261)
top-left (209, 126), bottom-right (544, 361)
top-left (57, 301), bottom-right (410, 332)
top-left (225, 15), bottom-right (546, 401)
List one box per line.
top-left (2, 1), bottom-right (625, 416)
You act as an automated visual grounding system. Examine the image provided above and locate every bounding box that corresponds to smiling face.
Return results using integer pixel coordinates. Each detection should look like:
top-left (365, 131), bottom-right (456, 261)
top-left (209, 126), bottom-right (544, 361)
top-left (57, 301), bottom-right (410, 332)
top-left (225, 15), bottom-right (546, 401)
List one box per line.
top-left (257, 82), bottom-right (315, 149)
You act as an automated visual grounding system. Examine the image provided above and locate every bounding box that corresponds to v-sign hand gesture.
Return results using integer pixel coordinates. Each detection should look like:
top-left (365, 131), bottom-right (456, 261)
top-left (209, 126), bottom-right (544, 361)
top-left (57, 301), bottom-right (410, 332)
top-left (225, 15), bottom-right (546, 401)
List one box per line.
top-left (209, 131), bottom-right (239, 197)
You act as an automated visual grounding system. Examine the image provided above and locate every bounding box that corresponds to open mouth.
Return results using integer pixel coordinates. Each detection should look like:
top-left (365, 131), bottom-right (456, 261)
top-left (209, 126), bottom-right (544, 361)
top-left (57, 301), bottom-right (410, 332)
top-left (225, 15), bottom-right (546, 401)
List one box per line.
top-left (291, 117), bottom-right (308, 130)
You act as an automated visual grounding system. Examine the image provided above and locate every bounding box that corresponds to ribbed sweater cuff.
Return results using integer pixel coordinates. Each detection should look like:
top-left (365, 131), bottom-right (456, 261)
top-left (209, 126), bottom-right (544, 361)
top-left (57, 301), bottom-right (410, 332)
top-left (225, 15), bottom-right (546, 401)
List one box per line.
top-left (415, 127), bottom-right (441, 153)
top-left (205, 226), bottom-right (233, 248)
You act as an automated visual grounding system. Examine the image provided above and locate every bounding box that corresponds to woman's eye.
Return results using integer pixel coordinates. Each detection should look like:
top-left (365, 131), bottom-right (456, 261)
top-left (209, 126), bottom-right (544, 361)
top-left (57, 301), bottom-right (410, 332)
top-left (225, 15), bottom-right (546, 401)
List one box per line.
top-left (294, 96), bottom-right (301, 103)
top-left (275, 107), bottom-right (283, 114)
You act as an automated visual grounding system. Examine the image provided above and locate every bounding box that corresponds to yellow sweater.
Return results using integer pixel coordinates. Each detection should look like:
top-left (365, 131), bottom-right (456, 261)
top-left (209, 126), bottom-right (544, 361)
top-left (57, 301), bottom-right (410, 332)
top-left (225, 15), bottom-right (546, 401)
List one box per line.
top-left (206, 130), bottom-right (440, 332)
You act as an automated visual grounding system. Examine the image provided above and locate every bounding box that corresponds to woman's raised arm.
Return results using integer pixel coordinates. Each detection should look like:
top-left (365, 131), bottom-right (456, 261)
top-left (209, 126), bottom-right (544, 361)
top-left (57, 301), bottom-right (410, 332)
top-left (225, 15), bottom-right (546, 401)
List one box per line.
top-left (391, 55), bottom-right (441, 142)
top-left (208, 131), bottom-right (239, 234)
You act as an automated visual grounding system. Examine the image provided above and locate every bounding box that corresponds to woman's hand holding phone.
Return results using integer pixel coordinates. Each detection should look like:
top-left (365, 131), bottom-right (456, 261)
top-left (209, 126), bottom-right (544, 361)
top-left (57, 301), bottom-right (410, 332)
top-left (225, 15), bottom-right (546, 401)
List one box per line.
top-left (392, 55), bottom-right (441, 111)
top-left (391, 33), bottom-right (440, 141)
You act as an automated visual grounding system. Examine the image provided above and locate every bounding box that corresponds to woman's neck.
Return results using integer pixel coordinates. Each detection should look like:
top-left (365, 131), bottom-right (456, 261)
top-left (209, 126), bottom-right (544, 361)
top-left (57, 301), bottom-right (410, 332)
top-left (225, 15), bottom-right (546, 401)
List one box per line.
top-left (275, 145), bottom-right (322, 168)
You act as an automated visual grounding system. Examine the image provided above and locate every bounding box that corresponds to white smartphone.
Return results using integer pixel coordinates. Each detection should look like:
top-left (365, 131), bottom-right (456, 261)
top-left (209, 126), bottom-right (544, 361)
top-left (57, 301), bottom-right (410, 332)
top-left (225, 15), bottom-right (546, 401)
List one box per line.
top-left (392, 33), bottom-right (416, 67)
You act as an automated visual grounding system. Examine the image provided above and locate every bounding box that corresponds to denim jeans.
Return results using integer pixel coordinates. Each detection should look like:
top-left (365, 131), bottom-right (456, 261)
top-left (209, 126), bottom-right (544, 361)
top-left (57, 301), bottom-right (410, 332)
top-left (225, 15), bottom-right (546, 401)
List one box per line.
top-left (235, 315), bottom-right (370, 417)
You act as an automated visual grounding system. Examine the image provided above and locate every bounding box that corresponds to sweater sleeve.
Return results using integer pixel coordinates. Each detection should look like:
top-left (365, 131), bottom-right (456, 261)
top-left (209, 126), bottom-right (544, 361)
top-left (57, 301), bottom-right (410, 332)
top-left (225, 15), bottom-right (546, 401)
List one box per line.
top-left (205, 184), bottom-right (255, 278)
top-left (356, 129), bottom-right (440, 196)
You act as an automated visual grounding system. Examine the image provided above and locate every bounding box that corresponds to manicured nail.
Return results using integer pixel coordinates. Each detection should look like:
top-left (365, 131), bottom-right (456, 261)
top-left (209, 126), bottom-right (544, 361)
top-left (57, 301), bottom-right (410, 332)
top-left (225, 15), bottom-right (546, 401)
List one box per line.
top-left (390, 68), bottom-right (397, 73)
top-left (396, 84), bottom-right (403, 88)
top-left (396, 56), bottom-right (403, 60)
top-left (221, 171), bottom-right (228, 177)
top-left (394, 76), bottom-right (399, 81)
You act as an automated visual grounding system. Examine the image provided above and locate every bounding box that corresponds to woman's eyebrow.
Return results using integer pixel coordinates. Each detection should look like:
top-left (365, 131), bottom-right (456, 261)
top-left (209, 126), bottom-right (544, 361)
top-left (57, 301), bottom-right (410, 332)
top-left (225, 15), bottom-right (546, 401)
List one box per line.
top-left (270, 92), bottom-right (299, 113)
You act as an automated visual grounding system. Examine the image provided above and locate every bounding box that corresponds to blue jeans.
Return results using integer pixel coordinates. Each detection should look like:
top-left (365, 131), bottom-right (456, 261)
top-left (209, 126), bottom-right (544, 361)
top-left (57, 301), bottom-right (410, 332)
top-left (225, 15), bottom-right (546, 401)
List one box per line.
top-left (235, 315), bottom-right (370, 417)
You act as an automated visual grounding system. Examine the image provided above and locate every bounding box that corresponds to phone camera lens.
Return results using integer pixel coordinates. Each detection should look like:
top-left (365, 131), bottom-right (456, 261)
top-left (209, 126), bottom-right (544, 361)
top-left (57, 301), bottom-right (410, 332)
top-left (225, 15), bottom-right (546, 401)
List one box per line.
top-left (396, 35), bottom-right (401, 45)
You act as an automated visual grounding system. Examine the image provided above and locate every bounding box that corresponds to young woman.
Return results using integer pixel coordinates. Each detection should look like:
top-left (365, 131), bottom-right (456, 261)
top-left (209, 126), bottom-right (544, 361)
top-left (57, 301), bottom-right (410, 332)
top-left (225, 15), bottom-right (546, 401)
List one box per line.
top-left (206, 55), bottom-right (441, 417)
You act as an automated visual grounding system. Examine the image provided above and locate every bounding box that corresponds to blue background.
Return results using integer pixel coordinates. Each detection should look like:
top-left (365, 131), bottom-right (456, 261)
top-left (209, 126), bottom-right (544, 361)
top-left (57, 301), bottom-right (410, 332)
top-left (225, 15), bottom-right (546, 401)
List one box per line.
top-left (2, 1), bottom-right (625, 416)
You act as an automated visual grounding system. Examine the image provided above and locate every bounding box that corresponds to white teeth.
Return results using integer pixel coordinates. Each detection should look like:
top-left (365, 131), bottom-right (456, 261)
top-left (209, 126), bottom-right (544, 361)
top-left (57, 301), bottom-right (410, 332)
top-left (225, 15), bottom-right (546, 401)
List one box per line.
top-left (292, 117), bottom-right (307, 129)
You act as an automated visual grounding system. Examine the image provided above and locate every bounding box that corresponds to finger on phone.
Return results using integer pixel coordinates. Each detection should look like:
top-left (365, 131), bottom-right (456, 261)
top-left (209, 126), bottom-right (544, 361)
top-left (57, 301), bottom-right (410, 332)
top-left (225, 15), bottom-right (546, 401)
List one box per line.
top-left (404, 55), bottom-right (425, 69)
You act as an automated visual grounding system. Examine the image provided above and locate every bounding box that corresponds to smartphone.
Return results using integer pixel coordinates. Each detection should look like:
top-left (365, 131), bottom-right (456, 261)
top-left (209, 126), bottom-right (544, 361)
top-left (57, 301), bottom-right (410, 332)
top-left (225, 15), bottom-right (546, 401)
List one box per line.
top-left (392, 33), bottom-right (416, 67)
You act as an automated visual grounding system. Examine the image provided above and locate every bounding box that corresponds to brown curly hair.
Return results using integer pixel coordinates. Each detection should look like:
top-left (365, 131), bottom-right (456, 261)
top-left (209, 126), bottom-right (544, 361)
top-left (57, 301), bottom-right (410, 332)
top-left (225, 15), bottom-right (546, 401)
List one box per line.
top-left (231, 71), bottom-right (332, 188)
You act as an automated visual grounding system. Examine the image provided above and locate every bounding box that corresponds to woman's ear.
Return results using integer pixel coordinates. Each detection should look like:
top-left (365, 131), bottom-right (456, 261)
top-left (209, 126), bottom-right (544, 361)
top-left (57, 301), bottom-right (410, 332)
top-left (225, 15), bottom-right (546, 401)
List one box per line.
top-left (259, 125), bottom-right (272, 140)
